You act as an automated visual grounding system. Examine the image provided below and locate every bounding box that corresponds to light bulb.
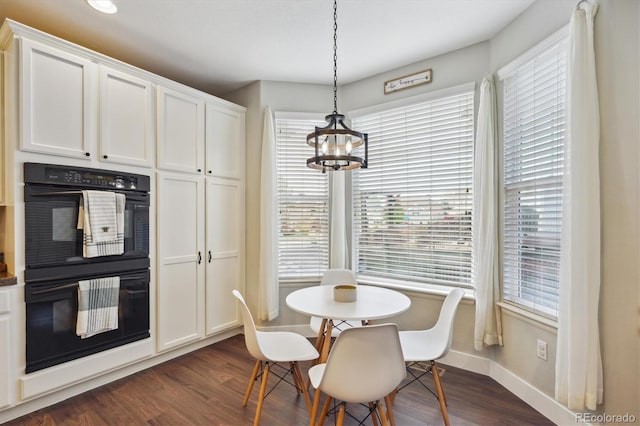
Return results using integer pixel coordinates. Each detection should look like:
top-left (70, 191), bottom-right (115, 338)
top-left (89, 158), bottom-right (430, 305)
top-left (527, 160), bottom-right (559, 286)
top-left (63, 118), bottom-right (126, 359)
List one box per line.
top-left (321, 142), bottom-right (328, 154)
top-left (346, 140), bottom-right (352, 154)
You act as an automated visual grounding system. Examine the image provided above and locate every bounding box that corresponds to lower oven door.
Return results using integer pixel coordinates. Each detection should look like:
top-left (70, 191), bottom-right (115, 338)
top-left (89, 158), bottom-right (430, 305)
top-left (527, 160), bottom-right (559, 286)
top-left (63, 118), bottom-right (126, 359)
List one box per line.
top-left (25, 269), bottom-right (150, 374)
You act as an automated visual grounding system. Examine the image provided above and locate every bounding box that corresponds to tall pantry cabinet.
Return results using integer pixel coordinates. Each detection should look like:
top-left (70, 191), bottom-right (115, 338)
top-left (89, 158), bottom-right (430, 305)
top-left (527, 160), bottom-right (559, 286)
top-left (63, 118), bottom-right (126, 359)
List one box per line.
top-left (156, 91), bottom-right (245, 351)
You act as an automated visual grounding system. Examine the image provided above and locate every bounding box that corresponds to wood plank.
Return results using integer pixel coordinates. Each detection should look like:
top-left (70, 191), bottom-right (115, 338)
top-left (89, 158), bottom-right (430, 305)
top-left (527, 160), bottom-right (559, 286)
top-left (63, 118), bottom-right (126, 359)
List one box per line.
top-left (6, 335), bottom-right (554, 425)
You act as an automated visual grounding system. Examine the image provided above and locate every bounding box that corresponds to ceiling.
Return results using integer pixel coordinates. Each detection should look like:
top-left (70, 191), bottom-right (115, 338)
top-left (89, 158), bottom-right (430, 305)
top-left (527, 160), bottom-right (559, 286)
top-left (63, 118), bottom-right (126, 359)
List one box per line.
top-left (0, 0), bottom-right (535, 96)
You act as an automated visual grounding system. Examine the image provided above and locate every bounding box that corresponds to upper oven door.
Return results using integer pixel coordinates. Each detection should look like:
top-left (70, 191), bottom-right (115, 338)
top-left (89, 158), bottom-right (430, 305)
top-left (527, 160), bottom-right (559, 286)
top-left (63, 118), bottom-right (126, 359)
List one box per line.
top-left (24, 185), bottom-right (150, 270)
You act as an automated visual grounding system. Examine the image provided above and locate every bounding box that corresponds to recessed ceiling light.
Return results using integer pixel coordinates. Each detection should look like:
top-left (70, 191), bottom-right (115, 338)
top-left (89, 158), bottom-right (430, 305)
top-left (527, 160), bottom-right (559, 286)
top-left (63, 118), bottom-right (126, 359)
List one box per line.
top-left (86, 0), bottom-right (118, 14)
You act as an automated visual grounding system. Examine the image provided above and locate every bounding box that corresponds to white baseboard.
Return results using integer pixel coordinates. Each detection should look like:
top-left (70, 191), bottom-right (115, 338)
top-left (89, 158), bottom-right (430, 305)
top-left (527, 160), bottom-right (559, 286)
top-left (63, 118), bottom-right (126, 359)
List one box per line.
top-left (439, 349), bottom-right (578, 426)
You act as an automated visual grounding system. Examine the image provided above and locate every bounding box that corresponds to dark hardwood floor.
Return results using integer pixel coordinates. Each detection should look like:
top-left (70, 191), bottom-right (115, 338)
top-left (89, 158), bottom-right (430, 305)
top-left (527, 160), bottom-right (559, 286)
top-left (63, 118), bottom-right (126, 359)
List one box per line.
top-left (7, 335), bottom-right (554, 426)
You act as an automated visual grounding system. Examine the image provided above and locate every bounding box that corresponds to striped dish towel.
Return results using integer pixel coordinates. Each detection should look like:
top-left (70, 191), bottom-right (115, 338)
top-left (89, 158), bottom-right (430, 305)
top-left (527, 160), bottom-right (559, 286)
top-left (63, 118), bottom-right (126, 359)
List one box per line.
top-left (78, 190), bottom-right (125, 257)
top-left (76, 276), bottom-right (120, 339)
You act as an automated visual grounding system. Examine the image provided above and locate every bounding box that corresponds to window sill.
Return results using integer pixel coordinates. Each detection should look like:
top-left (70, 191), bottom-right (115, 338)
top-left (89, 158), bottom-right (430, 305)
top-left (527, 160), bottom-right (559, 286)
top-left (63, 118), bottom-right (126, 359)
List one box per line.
top-left (497, 301), bottom-right (558, 331)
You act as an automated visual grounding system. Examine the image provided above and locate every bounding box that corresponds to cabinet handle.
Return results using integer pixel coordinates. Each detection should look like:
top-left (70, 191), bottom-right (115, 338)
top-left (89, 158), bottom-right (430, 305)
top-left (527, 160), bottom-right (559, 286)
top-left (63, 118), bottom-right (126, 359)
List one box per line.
top-left (197, 169), bottom-right (202, 173)
top-left (198, 251), bottom-right (202, 264)
top-left (85, 152), bottom-right (91, 157)
top-left (208, 251), bottom-right (212, 263)
top-left (208, 170), bottom-right (212, 174)
top-left (103, 155), bottom-right (108, 159)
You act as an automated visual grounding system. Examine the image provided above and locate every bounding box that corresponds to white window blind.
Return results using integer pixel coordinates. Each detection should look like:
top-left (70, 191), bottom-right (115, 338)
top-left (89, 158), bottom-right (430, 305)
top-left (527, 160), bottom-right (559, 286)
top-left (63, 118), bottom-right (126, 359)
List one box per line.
top-left (351, 89), bottom-right (474, 288)
top-left (501, 37), bottom-right (567, 318)
top-left (275, 115), bottom-right (329, 279)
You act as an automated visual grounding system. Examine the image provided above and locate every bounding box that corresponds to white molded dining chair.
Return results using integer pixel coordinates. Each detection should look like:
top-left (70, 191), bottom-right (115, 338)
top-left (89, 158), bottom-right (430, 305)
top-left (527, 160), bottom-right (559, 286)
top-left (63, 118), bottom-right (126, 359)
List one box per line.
top-left (398, 287), bottom-right (465, 426)
top-left (308, 323), bottom-right (406, 426)
top-left (309, 269), bottom-right (360, 336)
top-left (232, 289), bottom-right (319, 426)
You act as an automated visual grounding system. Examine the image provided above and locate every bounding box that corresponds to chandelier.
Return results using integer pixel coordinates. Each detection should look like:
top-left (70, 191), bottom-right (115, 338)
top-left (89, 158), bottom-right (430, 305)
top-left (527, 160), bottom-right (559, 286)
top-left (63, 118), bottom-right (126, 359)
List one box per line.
top-left (306, 0), bottom-right (368, 172)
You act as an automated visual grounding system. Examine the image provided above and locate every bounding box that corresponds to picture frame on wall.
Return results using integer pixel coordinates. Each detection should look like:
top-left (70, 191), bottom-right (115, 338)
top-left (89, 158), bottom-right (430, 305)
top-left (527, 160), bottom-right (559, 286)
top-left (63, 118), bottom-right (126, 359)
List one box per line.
top-left (384, 69), bottom-right (432, 94)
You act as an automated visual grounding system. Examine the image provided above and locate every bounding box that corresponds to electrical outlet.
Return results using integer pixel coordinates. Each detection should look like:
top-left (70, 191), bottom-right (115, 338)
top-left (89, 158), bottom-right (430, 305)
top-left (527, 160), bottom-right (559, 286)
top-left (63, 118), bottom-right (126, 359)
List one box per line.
top-left (536, 339), bottom-right (547, 360)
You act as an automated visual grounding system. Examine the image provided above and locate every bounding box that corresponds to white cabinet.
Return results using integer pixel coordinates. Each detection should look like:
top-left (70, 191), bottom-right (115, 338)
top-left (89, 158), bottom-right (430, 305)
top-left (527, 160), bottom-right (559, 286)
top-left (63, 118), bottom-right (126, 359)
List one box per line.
top-left (157, 85), bottom-right (204, 174)
top-left (19, 38), bottom-right (95, 159)
top-left (0, 288), bottom-right (15, 409)
top-left (205, 101), bottom-right (244, 179)
top-left (156, 100), bottom-right (245, 343)
top-left (156, 172), bottom-right (205, 352)
top-left (205, 177), bottom-right (244, 335)
top-left (18, 38), bottom-right (155, 167)
top-left (98, 65), bottom-right (155, 167)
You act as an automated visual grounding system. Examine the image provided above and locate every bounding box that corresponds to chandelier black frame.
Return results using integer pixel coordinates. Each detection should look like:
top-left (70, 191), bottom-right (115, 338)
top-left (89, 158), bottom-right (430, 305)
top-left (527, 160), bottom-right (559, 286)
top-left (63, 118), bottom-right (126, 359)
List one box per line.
top-left (306, 0), bottom-right (368, 172)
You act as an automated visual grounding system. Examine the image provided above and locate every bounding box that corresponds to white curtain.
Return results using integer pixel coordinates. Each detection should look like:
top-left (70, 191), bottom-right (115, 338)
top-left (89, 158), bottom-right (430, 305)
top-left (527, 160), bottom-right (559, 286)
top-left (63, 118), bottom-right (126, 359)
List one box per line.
top-left (258, 106), bottom-right (279, 321)
top-left (555, 1), bottom-right (603, 411)
top-left (330, 172), bottom-right (348, 269)
top-left (472, 74), bottom-right (503, 351)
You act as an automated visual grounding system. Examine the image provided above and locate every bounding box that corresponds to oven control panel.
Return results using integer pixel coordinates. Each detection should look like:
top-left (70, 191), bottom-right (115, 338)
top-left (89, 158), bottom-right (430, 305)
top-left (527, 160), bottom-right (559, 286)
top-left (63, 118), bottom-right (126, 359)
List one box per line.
top-left (24, 163), bottom-right (151, 192)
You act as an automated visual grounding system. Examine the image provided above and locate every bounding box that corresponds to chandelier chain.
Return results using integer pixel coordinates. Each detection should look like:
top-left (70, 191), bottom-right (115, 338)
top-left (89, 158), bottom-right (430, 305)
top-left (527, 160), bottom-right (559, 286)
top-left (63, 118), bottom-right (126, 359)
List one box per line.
top-left (333, 0), bottom-right (338, 114)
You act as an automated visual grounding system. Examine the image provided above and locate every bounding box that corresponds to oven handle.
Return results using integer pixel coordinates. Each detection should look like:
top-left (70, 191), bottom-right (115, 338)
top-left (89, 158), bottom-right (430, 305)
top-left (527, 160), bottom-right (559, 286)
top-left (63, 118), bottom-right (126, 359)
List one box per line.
top-left (30, 275), bottom-right (147, 295)
top-left (30, 190), bottom-right (84, 196)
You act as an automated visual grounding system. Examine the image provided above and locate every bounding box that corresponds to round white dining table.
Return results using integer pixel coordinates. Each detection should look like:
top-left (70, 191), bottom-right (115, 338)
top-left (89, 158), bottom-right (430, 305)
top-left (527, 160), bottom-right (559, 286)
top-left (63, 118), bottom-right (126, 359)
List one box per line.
top-left (286, 284), bottom-right (411, 321)
top-left (286, 285), bottom-right (411, 362)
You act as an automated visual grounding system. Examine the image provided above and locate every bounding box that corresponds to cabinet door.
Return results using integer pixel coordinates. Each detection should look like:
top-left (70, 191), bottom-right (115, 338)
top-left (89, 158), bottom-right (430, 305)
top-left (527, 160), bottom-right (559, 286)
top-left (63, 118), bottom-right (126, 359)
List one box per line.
top-left (157, 86), bottom-right (204, 174)
top-left (99, 66), bottom-right (154, 167)
top-left (205, 102), bottom-right (245, 179)
top-left (156, 172), bottom-right (205, 351)
top-left (0, 289), bottom-right (13, 409)
top-left (20, 38), bottom-right (95, 159)
top-left (205, 177), bottom-right (244, 335)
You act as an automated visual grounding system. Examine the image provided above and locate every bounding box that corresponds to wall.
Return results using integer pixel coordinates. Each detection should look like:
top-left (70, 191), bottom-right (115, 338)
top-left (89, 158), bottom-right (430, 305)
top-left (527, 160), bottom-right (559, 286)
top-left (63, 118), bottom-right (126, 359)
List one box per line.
top-left (591, 0), bottom-right (640, 417)
top-left (490, 0), bottom-right (640, 417)
top-left (489, 0), bottom-right (575, 402)
top-left (226, 0), bottom-right (640, 419)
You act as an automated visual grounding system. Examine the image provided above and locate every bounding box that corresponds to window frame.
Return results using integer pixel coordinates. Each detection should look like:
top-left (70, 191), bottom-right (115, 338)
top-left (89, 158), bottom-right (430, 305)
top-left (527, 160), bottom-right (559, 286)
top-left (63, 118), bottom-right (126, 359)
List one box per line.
top-left (348, 82), bottom-right (476, 292)
top-left (497, 26), bottom-right (569, 320)
top-left (274, 111), bottom-right (332, 282)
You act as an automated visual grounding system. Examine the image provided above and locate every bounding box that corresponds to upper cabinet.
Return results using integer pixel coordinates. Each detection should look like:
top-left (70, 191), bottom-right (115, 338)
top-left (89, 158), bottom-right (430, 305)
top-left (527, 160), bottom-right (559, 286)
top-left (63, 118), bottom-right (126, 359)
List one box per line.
top-left (205, 101), bottom-right (245, 179)
top-left (98, 65), bottom-right (155, 167)
top-left (156, 85), bottom-right (205, 174)
top-left (16, 37), bottom-right (155, 167)
top-left (19, 38), bottom-right (95, 159)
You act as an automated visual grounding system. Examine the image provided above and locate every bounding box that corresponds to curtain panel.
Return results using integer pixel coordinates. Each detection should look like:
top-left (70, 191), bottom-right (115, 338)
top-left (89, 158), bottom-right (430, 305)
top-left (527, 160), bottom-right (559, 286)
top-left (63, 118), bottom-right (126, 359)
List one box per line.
top-left (472, 74), bottom-right (503, 350)
top-left (258, 106), bottom-right (280, 321)
top-left (555, 1), bottom-right (603, 411)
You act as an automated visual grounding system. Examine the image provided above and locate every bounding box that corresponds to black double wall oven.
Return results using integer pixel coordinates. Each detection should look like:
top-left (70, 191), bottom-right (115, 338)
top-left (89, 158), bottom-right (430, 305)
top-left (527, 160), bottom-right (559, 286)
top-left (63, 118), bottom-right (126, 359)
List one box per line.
top-left (23, 163), bottom-right (151, 373)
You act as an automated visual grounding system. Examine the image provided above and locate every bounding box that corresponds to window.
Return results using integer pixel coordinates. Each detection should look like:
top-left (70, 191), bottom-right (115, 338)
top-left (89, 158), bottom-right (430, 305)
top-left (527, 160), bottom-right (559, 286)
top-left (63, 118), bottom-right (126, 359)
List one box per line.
top-left (500, 34), bottom-right (567, 318)
top-left (275, 114), bottom-right (329, 279)
top-left (351, 85), bottom-right (475, 288)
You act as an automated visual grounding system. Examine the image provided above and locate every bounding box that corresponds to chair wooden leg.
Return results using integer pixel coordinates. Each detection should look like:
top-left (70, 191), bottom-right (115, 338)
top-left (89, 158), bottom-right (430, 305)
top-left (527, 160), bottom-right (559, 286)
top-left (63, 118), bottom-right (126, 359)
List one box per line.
top-left (376, 400), bottom-right (389, 426)
top-left (384, 393), bottom-right (396, 426)
top-left (369, 402), bottom-right (379, 426)
top-left (318, 395), bottom-right (333, 426)
top-left (290, 362), bottom-right (302, 394)
top-left (253, 362), bottom-right (270, 426)
top-left (243, 359), bottom-right (261, 406)
top-left (320, 320), bottom-right (334, 363)
top-left (336, 403), bottom-right (346, 426)
top-left (310, 387), bottom-right (322, 426)
top-left (431, 361), bottom-right (450, 426)
top-left (293, 362), bottom-right (313, 414)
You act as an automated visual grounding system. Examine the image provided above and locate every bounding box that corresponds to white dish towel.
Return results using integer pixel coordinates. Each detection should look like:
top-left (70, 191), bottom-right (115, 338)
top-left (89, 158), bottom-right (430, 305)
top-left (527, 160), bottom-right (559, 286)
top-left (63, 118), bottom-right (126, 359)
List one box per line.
top-left (78, 190), bottom-right (125, 257)
top-left (76, 276), bottom-right (120, 339)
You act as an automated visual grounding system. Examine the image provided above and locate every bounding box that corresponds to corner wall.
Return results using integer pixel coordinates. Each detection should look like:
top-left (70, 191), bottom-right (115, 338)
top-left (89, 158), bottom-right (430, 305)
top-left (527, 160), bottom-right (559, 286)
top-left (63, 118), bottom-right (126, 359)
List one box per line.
top-left (225, 0), bottom-right (640, 420)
